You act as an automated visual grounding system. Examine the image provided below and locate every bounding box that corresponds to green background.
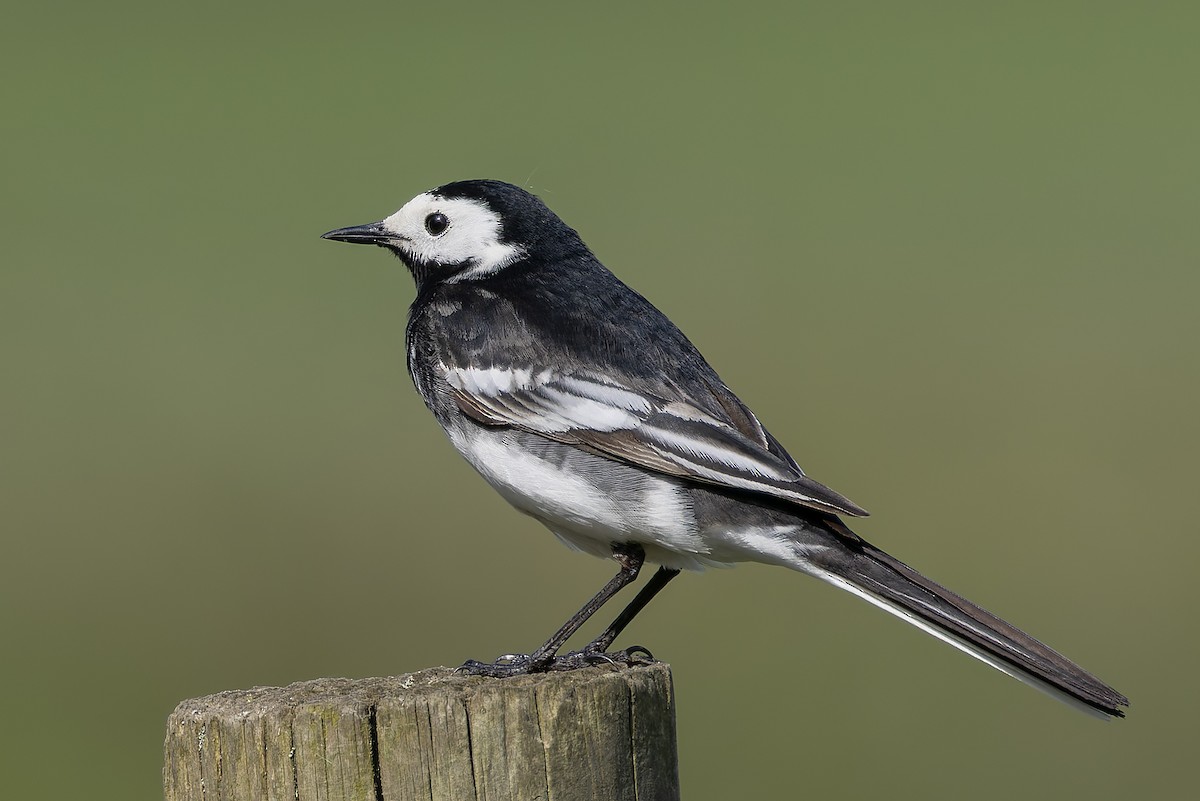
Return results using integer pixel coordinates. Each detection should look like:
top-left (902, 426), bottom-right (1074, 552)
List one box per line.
top-left (3, 2), bottom-right (1196, 798)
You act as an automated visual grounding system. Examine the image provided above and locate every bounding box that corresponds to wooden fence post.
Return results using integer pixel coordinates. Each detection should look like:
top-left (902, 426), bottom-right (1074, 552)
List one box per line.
top-left (164, 663), bottom-right (679, 801)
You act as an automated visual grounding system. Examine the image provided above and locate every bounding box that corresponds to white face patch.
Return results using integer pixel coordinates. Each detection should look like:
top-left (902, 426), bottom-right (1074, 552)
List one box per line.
top-left (381, 192), bottom-right (525, 279)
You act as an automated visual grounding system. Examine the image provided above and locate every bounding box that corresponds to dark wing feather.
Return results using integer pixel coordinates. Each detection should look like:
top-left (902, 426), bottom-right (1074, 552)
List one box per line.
top-left (445, 366), bottom-right (868, 517)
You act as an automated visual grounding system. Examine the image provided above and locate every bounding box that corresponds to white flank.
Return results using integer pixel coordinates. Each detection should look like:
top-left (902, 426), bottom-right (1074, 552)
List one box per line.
top-left (445, 424), bottom-right (711, 568)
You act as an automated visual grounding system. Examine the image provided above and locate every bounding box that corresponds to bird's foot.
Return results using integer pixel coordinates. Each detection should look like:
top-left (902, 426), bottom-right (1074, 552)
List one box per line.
top-left (457, 646), bottom-right (655, 677)
top-left (549, 644), bottom-right (656, 671)
top-left (456, 653), bottom-right (548, 677)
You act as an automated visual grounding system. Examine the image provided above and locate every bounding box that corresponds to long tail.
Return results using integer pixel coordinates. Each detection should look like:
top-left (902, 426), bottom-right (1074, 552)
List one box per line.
top-left (802, 525), bottom-right (1129, 718)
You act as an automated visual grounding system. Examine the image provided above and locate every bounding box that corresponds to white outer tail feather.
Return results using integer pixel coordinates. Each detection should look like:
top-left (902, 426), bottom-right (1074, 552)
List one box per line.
top-left (811, 568), bottom-right (1113, 719)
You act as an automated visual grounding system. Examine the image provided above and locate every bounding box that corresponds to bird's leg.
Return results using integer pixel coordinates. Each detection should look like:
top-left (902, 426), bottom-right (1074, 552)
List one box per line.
top-left (576, 566), bottom-right (680, 658)
top-left (526, 543), bottom-right (646, 665)
top-left (459, 543), bottom-right (645, 677)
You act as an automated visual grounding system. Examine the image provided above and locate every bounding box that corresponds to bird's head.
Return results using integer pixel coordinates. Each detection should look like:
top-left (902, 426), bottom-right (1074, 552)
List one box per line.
top-left (322, 179), bottom-right (587, 286)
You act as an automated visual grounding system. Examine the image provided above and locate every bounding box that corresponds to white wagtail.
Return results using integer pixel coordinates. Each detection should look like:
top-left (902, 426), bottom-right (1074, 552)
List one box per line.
top-left (322, 179), bottom-right (1127, 717)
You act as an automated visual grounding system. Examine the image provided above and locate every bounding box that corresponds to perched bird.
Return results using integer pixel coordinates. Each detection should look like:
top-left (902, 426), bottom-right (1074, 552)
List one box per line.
top-left (322, 179), bottom-right (1128, 717)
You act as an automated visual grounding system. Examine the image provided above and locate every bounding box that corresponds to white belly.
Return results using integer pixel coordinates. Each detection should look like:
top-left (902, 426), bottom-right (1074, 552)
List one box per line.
top-left (445, 423), bottom-right (726, 570)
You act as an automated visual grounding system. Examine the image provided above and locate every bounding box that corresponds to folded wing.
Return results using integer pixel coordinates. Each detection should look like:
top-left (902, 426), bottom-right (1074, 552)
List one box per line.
top-left (445, 366), bottom-right (868, 518)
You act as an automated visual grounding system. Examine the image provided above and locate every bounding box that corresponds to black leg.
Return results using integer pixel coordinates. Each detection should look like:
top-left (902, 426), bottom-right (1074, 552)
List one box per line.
top-left (526, 543), bottom-right (645, 664)
top-left (581, 566), bottom-right (681, 654)
top-left (460, 543), bottom-right (646, 677)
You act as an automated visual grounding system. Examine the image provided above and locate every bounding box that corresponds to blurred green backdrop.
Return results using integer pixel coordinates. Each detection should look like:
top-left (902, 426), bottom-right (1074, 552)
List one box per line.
top-left (3, 2), bottom-right (1197, 799)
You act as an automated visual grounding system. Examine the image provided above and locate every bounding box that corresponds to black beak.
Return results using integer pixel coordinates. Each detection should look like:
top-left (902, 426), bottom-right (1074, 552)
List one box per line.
top-left (321, 221), bottom-right (391, 245)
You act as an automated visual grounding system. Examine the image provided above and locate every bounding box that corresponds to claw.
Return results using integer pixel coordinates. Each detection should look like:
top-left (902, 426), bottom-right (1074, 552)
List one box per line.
top-left (458, 645), bottom-right (659, 677)
top-left (618, 645), bottom-right (655, 662)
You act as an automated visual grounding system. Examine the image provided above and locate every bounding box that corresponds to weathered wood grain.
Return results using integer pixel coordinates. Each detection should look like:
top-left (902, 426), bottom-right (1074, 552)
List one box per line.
top-left (164, 663), bottom-right (679, 801)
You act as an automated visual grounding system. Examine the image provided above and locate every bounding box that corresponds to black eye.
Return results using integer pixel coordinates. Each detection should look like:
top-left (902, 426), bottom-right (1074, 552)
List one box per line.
top-left (424, 212), bottom-right (449, 236)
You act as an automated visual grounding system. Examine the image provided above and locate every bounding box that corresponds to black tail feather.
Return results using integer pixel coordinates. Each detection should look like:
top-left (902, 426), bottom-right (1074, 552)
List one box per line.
top-left (809, 533), bottom-right (1128, 717)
